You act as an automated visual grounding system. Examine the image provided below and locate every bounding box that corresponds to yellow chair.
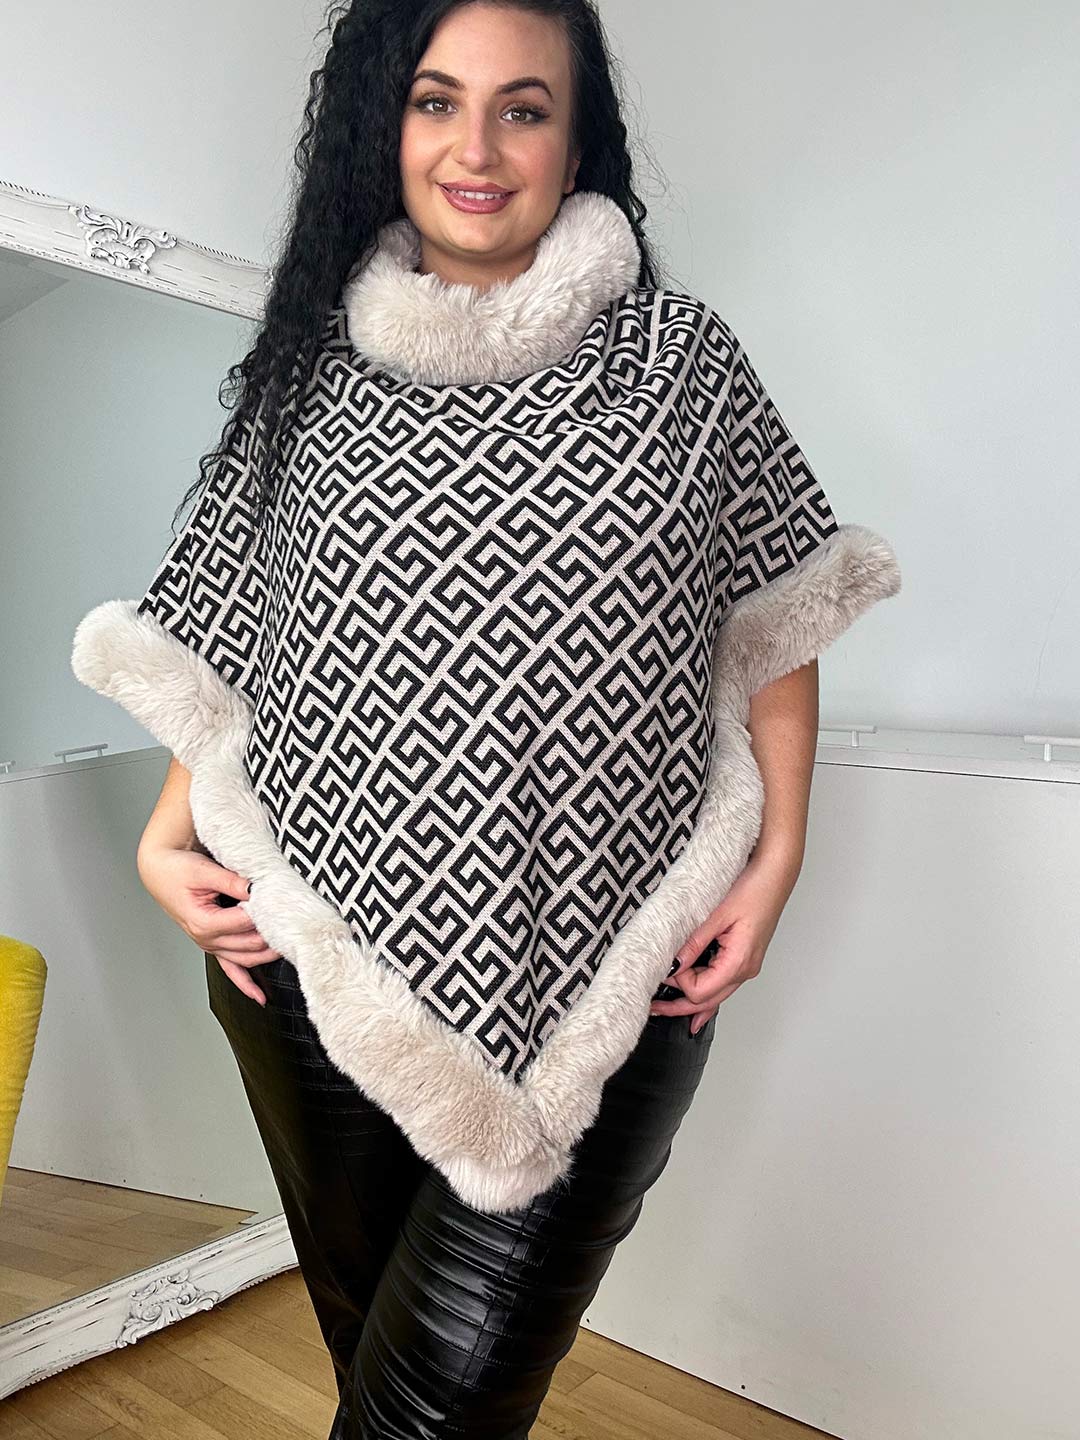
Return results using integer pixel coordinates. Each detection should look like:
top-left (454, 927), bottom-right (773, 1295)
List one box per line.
top-left (0, 936), bottom-right (47, 1206)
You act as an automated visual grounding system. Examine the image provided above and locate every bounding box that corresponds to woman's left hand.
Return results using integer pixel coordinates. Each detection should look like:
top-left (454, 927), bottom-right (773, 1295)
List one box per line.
top-left (649, 849), bottom-right (801, 1034)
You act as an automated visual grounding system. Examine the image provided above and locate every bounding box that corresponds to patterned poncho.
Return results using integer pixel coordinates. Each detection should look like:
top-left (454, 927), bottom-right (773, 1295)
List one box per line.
top-left (72, 191), bottom-right (901, 1213)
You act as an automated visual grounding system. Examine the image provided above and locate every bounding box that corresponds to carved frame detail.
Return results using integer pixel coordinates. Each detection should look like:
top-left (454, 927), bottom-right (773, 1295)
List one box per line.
top-left (0, 175), bottom-right (290, 1400)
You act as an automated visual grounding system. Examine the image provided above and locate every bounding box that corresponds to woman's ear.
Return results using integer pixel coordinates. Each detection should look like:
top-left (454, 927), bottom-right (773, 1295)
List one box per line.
top-left (564, 149), bottom-right (582, 193)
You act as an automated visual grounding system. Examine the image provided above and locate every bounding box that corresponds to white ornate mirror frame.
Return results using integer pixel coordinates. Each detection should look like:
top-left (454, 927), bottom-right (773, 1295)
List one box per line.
top-left (0, 177), bottom-right (297, 1398)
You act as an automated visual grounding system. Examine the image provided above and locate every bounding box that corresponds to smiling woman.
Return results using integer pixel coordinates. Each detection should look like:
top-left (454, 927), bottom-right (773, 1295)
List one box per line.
top-left (67, 0), bottom-right (899, 1435)
top-left (399, 5), bottom-right (582, 285)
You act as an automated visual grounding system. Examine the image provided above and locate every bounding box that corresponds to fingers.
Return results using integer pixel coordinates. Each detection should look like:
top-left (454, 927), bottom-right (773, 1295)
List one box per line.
top-left (673, 963), bottom-right (716, 1003)
top-left (667, 936), bottom-right (722, 993)
top-left (670, 933), bottom-right (720, 974)
top-left (649, 990), bottom-right (721, 1037)
top-left (212, 943), bottom-right (281, 967)
top-left (666, 931), bottom-right (747, 1004)
top-left (197, 901), bottom-right (282, 961)
top-left (650, 995), bottom-right (708, 1017)
top-left (214, 954), bottom-right (268, 1005)
top-left (201, 917), bottom-right (275, 951)
top-left (192, 856), bottom-right (252, 903)
top-left (160, 852), bottom-right (280, 971)
top-left (649, 977), bottom-right (742, 1018)
top-left (204, 905), bottom-right (280, 966)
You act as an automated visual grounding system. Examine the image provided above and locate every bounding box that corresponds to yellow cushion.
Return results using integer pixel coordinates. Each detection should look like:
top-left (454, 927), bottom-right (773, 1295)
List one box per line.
top-left (0, 936), bottom-right (48, 1207)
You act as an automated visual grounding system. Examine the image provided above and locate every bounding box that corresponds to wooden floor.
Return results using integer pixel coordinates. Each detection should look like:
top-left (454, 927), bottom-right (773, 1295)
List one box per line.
top-left (0, 1167), bottom-right (257, 1327)
top-left (1, 1265), bottom-right (840, 1439)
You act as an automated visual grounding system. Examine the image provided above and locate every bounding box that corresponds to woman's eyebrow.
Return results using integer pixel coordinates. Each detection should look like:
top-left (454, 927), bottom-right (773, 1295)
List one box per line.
top-left (410, 68), bottom-right (554, 100)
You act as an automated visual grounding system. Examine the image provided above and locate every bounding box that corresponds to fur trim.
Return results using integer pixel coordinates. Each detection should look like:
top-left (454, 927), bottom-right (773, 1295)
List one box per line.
top-left (71, 524), bottom-right (900, 1214)
top-left (342, 190), bottom-right (642, 386)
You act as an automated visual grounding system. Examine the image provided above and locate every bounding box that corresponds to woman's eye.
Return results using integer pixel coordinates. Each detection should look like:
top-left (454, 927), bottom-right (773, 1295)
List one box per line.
top-left (505, 104), bottom-right (548, 123)
top-left (410, 94), bottom-right (548, 124)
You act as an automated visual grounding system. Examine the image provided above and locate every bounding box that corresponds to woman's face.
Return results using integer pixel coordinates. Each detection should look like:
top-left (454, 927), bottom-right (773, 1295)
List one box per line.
top-left (399, 3), bottom-right (581, 287)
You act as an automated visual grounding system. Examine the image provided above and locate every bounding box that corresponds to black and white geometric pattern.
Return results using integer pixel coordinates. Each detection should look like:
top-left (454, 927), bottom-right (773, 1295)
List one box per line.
top-left (137, 286), bottom-right (838, 1079)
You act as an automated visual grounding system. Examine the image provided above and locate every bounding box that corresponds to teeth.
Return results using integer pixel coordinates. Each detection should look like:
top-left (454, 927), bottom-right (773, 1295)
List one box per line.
top-left (447, 188), bottom-right (507, 200)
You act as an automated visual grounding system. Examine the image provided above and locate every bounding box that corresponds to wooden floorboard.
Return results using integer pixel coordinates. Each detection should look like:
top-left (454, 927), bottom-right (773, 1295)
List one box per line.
top-left (1, 1267), bottom-right (840, 1438)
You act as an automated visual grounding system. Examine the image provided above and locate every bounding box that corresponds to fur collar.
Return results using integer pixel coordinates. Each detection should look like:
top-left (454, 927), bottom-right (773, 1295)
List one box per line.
top-left (341, 189), bottom-right (641, 387)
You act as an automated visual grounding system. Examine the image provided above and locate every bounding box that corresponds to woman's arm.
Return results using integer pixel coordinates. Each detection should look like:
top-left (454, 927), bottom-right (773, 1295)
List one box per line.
top-left (135, 754), bottom-right (281, 1003)
top-left (745, 657), bottom-right (820, 888)
top-left (136, 754), bottom-right (209, 867)
top-left (649, 659), bottom-right (821, 1029)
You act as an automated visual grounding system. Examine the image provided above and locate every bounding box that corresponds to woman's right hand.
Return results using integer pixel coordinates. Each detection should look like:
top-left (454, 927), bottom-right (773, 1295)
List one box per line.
top-left (137, 843), bottom-right (282, 1005)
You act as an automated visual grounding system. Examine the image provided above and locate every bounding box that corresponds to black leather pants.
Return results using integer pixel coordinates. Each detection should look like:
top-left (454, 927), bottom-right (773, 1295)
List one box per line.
top-left (204, 949), bottom-right (715, 1439)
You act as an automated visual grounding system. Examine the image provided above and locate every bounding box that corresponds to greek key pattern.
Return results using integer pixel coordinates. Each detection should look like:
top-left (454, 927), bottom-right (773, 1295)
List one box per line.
top-left (138, 289), bottom-right (838, 1077)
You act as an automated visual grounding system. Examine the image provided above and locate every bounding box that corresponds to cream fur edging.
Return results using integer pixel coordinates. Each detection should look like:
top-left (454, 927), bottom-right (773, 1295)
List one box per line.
top-left (71, 523), bottom-right (900, 1214)
top-left (342, 189), bottom-right (642, 387)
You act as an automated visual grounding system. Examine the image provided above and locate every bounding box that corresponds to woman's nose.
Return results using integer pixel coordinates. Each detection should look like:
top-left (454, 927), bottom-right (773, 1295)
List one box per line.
top-left (451, 116), bottom-right (502, 172)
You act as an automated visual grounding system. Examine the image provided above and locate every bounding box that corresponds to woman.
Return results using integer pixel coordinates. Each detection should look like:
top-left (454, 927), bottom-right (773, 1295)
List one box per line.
top-left (71, 1), bottom-right (901, 1434)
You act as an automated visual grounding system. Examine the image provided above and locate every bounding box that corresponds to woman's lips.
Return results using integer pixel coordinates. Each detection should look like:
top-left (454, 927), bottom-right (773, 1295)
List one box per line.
top-left (437, 183), bottom-right (516, 214)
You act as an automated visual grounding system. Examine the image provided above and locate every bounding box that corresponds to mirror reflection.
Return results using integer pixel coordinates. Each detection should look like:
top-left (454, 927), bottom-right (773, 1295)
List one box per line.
top-left (0, 247), bottom-right (282, 1330)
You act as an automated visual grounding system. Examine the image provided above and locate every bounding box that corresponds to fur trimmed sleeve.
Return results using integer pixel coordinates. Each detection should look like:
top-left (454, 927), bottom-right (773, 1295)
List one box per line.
top-left (715, 336), bottom-right (842, 626)
top-left (706, 330), bottom-right (902, 704)
top-left (133, 412), bottom-right (269, 709)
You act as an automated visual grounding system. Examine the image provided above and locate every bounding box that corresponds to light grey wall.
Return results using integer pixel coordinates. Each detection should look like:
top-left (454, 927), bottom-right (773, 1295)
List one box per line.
top-left (0, 0), bottom-right (326, 267)
top-left (0, 258), bottom-right (254, 768)
top-left (598, 0), bottom-right (1079, 736)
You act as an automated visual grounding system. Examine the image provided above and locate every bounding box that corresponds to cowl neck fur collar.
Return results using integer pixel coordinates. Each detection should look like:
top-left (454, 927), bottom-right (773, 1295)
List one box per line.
top-left (341, 189), bottom-right (641, 387)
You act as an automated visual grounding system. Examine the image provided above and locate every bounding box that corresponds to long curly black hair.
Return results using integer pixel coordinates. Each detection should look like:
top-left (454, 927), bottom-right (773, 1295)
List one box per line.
top-left (173, 0), bottom-right (669, 549)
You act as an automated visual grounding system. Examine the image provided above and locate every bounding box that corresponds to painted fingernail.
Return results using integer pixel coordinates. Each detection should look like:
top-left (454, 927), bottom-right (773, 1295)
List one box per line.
top-left (668, 956), bottom-right (681, 976)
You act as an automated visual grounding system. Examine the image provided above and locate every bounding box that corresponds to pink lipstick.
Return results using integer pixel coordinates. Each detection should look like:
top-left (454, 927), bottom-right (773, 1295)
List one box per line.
top-left (438, 183), bottom-right (516, 214)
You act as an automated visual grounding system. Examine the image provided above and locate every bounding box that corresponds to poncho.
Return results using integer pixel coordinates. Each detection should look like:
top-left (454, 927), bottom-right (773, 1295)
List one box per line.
top-left (71, 190), bottom-right (901, 1214)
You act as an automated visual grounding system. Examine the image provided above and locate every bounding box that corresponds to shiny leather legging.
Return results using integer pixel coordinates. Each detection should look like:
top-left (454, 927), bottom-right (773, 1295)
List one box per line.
top-left (204, 949), bottom-right (715, 1439)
